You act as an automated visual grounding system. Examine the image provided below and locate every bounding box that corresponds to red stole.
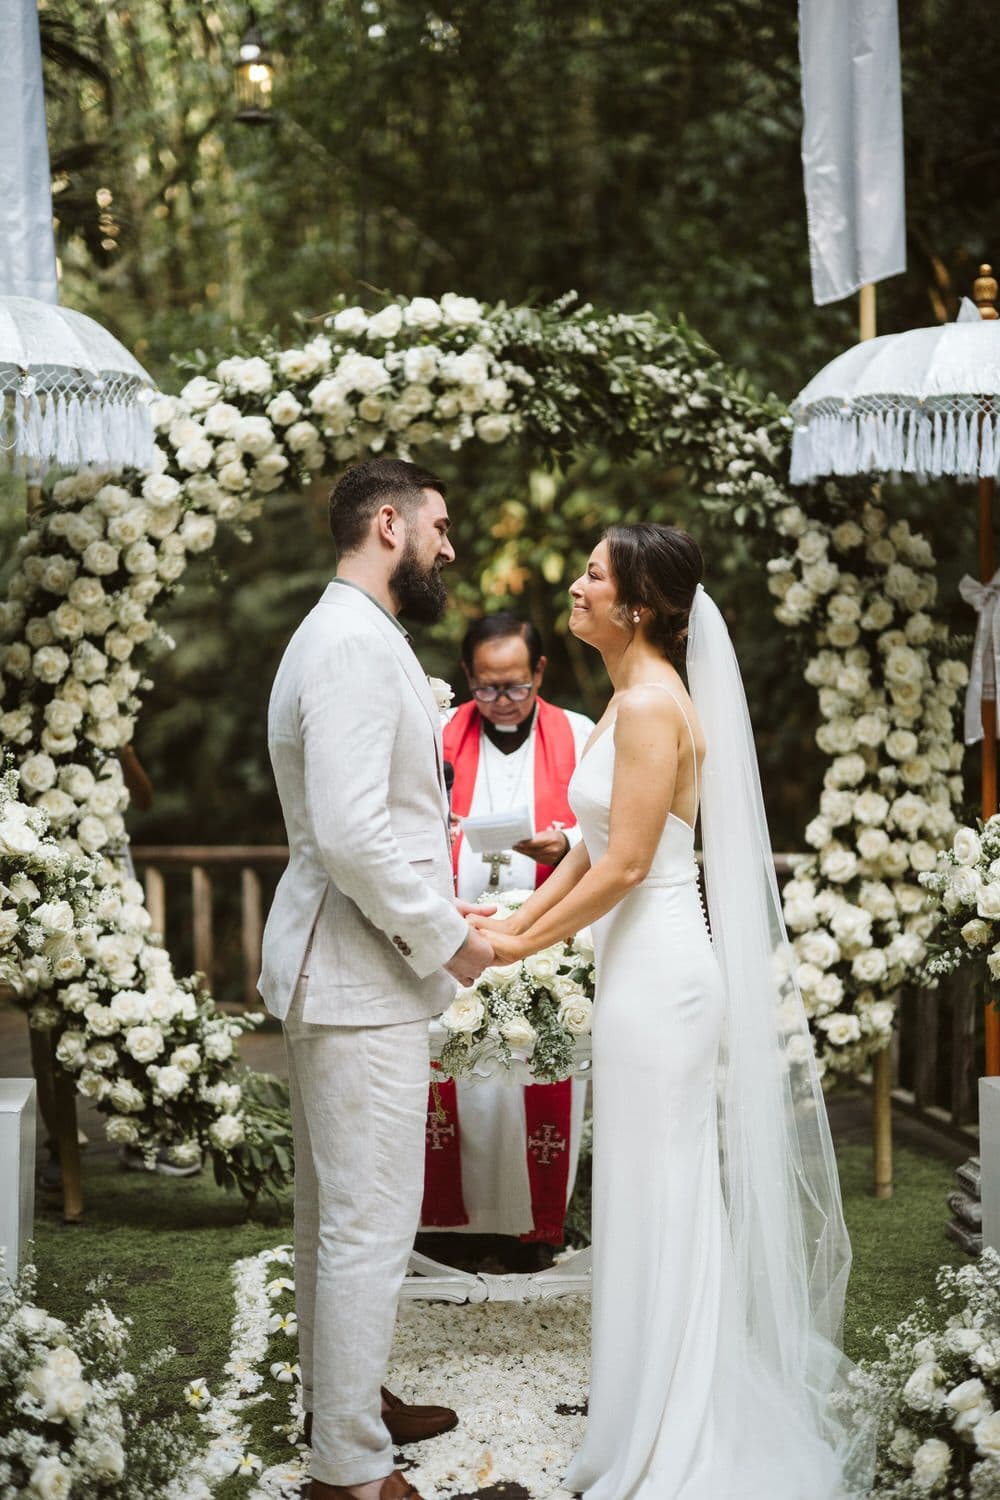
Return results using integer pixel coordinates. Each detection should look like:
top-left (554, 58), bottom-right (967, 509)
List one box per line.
top-left (421, 699), bottom-right (578, 1243)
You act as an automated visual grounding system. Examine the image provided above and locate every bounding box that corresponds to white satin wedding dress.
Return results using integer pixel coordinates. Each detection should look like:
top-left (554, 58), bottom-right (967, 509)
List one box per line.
top-left (563, 682), bottom-right (851, 1500)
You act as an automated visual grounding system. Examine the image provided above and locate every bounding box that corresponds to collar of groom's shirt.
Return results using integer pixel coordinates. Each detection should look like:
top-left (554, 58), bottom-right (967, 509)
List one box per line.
top-left (329, 577), bottom-right (411, 641)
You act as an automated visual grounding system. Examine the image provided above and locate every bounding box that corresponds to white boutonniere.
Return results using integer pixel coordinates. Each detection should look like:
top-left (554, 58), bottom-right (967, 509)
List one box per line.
top-left (428, 676), bottom-right (454, 715)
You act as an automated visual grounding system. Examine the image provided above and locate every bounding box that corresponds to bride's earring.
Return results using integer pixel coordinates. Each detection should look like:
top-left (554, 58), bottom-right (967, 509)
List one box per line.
top-left (632, 610), bottom-right (641, 624)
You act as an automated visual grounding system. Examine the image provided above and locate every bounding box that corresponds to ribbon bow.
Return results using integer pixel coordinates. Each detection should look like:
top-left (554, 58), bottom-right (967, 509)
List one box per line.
top-left (958, 569), bottom-right (1000, 745)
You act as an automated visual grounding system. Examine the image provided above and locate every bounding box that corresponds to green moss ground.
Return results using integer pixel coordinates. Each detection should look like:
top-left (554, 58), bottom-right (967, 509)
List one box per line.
top-left (29, 1137), bottom-right (966, 1478)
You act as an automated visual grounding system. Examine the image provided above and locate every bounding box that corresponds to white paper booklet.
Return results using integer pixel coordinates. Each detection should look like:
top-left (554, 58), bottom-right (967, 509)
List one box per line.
top-left (460, 806), bottom-right (534, 852)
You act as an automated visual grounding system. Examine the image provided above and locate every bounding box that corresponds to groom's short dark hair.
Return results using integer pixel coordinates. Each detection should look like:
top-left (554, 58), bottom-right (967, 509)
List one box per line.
top-left (329, 458), bottom-right (447, 555)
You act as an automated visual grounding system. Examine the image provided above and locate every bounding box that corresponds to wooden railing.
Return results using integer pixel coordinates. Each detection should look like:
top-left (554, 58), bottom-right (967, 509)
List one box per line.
top-left (131, 845), bottom-right (289, 1010)
top-left (128, 844), bottom-right (982, 1147)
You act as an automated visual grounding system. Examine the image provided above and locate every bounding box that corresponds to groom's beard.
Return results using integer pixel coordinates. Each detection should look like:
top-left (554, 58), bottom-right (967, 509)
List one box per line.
top-left (391, 547), bottom-right (448, 624)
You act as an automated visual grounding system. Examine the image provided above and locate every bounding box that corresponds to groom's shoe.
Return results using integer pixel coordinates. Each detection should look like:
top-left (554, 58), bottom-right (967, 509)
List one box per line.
top-left (380, 1386), bottom-right (458, 1444)
top-left (306, 1471), bottom-right (425, 1500)
top-left (302, 1392), bottom-right (458, 1453)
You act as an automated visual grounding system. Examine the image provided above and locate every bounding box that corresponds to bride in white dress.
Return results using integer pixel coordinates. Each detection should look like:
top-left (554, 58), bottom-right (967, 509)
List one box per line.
top-left (470, 524), bottom-right (873, 1500)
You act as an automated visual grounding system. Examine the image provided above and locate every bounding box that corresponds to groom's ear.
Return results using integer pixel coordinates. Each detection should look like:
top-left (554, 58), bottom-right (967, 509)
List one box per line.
top-left (375, 503), bottom-right (405, 552)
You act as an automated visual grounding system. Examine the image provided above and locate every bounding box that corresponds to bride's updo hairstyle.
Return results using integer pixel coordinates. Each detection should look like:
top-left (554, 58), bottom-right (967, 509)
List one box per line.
top-left (605, 523), bottom-right (704, 664)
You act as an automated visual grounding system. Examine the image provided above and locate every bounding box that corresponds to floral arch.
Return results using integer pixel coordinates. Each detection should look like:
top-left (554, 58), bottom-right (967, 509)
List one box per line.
top-left (0, 290), bottom-right (968, 1196)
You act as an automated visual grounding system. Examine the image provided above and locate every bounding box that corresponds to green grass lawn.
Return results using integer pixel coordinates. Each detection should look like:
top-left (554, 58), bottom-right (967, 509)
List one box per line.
top-left (28, 1135), bottom-right (967, 1479)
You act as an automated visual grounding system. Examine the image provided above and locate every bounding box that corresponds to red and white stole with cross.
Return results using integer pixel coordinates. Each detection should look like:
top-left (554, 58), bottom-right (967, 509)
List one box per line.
top-left (421, 699), bottom-right (578, 1243)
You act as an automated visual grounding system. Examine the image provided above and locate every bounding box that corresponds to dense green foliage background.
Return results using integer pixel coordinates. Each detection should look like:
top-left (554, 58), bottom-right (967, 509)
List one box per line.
top-left (10, 0), bottom-right (996, 854)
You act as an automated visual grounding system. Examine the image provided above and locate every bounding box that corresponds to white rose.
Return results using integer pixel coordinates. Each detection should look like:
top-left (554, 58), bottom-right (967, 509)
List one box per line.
top-left (109, 1079), bottom-right (145, 1113)
top-left (208, 1112), bottom-right (245, 1149)
top-left (32, 644), bottom-right (71, 683)
top-left (77, 815), bottom-right (109, 853)
top-left (523, 949), bottom-right (560, 983)
top-left (20, 752), bottom-right (57, 793)
top-left (820, 847), bottom-right (858, 884)
top-left (180, 514), bottom-right (217, 553)
top-left (285, 419), bottom-right (321, 452)
top-left (216, 354), bottom-right (273, 395)
top-left (403, 296), bottom-right (442, 329)
top-left (233, 414), bottom-right (276, 457)
top-left (962, 918), bottom-right (992, 948)
top-left (978, 883), bottom-right (1000, 919)
top-left (440, 292), bottom-right (483, 326)
top-left (54, 1031), bottom-right (87, 1070)
top-left (500, 1015), bottom-right (538, 1050)
top-left (476, 413), bottom-right (513, 444)
top-left (366, 303), bottom-right (404, 339)
top-left (852, 948), bottom-right (888, 983)
top-left (204, 1028), bottom-right (234, 1061)
top-left (973, 1411), bottom-right (1000, 1456)
top-left (27, 1454), bottom-right (72, 1500)
top-left (903, 1362), bottom-right (944, 1412)
top-left (203, 401), bottom-right (241, 438)
top-left (109, 990), bottom-right (148, 1028)
top-left (558, 993), bottom-right (593, 1034)
top-left (332, 305), bottom-right (369, 336)
top-left (267, 390), bottom-right (303, 425)
top-left (954, 827), bottom-right (983, 867)
top-left (149, 1064), bottom-right (189, 1099)
top-left (338, 351), bottom-right (390, 394)
top-left (125, 1025), bottom-right (165, 1063)
top-left (798, 929), bottom-right (841, 969)
top-left (171, 1043), bottom-right (202, 1073)
top-left (818, 1012), bottom-right (862, 1045)
top-left (34, 900), bottom-right (75, 935)
top-left (218, 460), bottom-right (249, 492)
top-left (441, 990), bottom-right (486, 1032)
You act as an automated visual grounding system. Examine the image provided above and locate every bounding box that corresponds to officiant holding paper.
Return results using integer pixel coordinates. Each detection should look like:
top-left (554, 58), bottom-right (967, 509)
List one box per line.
top-left (420, 613), bottom-right (593, 1249)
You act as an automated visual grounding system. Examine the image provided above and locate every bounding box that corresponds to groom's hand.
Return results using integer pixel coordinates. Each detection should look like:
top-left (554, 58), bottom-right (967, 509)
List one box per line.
top-left (444, 925), bottom-right (495, 986)
top-left (455, 899), bottom-right (497, 919)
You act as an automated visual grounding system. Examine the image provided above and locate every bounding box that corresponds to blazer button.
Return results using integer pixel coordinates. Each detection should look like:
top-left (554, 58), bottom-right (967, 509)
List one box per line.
top-left (393, 935), bottom-right (412, 957)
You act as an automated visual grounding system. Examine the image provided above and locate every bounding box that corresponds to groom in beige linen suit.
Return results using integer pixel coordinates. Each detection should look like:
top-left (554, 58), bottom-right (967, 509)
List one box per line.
top-left (259, 458), bottom-right (495, 1500)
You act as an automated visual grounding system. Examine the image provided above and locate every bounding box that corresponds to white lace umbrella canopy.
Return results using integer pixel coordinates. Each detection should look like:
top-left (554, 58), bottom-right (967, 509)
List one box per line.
top-left (0, 296), bottom-right (155, 474)
top-left (789, 317), bottom-right (1000, 486)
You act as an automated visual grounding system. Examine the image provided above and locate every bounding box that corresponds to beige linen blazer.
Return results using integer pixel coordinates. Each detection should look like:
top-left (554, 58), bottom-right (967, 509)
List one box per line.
top-left (258, 581), bottom-right (467, 1025)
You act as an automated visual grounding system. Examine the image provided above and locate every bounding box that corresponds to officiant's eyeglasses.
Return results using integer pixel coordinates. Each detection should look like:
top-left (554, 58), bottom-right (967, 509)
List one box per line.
top-left (471, 682), bottom-right (534, 703)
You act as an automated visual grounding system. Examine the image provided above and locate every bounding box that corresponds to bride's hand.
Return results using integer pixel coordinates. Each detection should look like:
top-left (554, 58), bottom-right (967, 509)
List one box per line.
top-left (469, 922), bottom-right (530, 966)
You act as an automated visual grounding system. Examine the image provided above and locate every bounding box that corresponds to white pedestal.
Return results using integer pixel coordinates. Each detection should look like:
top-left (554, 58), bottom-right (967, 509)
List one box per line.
top-left (0, 1079), bottom-right (36, 1282)
top-left (403, 1027), bottom-right (593, 1303)
top-left (981, 1079), bottom-right (1000, 1253)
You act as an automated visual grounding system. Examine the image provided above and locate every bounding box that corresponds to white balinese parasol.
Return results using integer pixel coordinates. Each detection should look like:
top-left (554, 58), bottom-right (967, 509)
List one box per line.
top-left (790, 294), bottom-right (1000, 486)
top-left (790, 263), bottom-right (1000, 1075)
top-left (0, 295), bottom-right (154, 473)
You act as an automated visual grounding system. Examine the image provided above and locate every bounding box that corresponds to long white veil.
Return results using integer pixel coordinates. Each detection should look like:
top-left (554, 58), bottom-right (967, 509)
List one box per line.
top-left (686, 584), bottom-right (874, 1494)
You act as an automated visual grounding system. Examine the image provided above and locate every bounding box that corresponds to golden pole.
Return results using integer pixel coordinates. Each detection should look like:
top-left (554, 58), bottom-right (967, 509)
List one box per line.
top-left (974, 264), bottom-right (1000, 1076)
top-left (858, 282), bottom-right (894, 1196)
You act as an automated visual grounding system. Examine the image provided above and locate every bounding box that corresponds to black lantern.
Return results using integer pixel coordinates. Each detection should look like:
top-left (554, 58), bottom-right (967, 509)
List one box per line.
top-left (234, 12), bottom-right (275, 125)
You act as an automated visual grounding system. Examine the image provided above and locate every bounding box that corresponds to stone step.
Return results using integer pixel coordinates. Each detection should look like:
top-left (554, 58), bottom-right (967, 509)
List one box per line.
top-left (956, 1156), bottom-right (982, 1197)
top-left (948, 1190), bottom-right (983, 1230)
top-left (946, 1219), bottom-right (983, 1256)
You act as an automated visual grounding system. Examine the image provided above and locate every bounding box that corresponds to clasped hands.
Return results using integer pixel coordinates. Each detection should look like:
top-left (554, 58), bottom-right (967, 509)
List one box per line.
top-left (444, 899), bottom-right (533, 985)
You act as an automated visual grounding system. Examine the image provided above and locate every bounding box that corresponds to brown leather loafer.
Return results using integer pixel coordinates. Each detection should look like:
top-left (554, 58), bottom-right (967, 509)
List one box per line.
top-left (380, 1385), bottom-right (458, 1444)
top-left (302, 1390), bottom-right (458, 1453)
top-left (306, 1470), bottom-right (424, 1500)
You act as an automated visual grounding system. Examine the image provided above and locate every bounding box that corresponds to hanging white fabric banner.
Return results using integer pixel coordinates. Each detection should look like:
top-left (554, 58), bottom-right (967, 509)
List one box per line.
top-left (798, 0), bottom-right (906, 307)
top-left (0, 0), bottom-right (58, 303)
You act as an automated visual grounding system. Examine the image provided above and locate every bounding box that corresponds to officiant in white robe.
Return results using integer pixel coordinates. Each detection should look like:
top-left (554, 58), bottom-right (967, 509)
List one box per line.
top-left (420, 613), bottom-right (592, 1246)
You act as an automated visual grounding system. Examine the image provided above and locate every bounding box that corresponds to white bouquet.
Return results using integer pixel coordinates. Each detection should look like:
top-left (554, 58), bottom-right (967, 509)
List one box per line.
top-left (919, 819), bottom-right (1000, 1003)
top-left (844, 1251), bottom-right (1000, 1498)
top-left (438, 889), bottom-right (594, 1082)
top-left (0, 1263), bottom-right (203, 1499)
top-left (0, 761), bottom-right (96, 1014)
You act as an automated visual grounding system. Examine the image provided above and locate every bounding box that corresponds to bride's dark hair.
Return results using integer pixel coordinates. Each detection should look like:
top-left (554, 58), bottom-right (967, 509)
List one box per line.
top-left (604, 523), bottom-right (704, 664)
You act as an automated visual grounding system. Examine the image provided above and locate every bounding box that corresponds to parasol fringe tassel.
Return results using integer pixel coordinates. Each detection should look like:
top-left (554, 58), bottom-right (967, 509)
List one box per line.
top-left (980, 415), bottom-right (997, 478)
top-left (39, 391), bottom-right (56, 465)
top-left (915, 413), bottom-right (933, 476)
top-left (941, 411), bottom-right (958, 475)
top-left (53, 394), bottom-right (71, 466)
top-left (14, 392), bottom-right (44, 464)
top-left (930, 412), bottom-right (944, 475)
top-left (81, 396), bottom-right (101, 465)
top-left (957, 411), bottom-right (977, 477)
